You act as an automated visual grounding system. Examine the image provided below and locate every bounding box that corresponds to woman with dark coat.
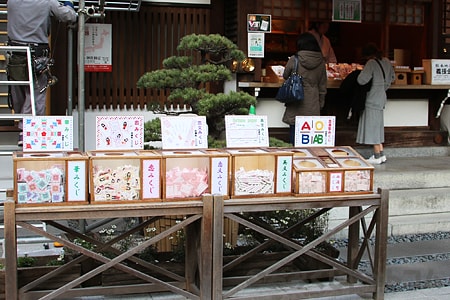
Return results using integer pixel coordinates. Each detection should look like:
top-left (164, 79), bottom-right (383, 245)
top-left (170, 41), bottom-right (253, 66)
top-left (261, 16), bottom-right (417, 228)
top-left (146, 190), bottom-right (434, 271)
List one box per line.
top-left (282, 32), bottom-right (327, 144)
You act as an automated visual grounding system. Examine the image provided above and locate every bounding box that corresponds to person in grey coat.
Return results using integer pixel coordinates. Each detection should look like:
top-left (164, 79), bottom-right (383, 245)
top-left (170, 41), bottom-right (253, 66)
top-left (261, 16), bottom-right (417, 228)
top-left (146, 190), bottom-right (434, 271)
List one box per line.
top-left (7, 0), bottom-right (77, 146)
top-left (356, 43), bottom-right (395, 165)
top-left (282, 32), bottom-right (327, 144)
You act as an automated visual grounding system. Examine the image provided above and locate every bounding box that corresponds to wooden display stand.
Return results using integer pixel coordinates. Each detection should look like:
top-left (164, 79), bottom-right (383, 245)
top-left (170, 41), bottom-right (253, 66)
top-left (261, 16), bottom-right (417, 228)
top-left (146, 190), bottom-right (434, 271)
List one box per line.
top-left (211, 190), bottom-right (389, 300)
top-left (4, 191), bottom-right (388, 300)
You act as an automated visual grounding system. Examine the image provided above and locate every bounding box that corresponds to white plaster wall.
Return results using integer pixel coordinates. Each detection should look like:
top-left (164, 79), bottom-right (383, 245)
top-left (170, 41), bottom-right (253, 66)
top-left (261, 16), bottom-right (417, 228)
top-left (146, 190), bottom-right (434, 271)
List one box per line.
top-left (72, 106), bottom-right (162, 151)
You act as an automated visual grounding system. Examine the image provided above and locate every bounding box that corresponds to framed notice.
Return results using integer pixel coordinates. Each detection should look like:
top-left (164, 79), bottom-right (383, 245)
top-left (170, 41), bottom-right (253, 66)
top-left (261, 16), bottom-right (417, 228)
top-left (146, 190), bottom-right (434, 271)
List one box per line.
top-left (248, 32), bottom-right (265, 58)
top-left (22, 116), bottom-right (73, 152)
top-left (247, 14), bottom-right (271, 32)
top-left (294, 116), bottom-right (336, 147)
top-left (96, 116), bottom-right (144, 150)
top-left (332, 0), bottom-right (362, 23)
top-left (84, 23), bottom-right (112, 72)
top-left (161, 116), bottom-right (208, 149)
top-left (225, 115), bottom-right (269, 148)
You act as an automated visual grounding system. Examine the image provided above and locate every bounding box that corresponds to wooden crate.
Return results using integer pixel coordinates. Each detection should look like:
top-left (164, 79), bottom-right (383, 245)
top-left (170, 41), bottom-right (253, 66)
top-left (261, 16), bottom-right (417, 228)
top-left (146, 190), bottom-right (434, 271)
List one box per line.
top-left (159, 149), bottom-right (214, 201)
top-left (293, 147), bottom-right (374, 196)
top-left (227, 148), bottom-right (291, 198)
top-left (409, 70), bottom-right (424, 85)
top-left (13, 151), bottom-right (89, 205)
top-left (88, 150), bottom-right (162, 203)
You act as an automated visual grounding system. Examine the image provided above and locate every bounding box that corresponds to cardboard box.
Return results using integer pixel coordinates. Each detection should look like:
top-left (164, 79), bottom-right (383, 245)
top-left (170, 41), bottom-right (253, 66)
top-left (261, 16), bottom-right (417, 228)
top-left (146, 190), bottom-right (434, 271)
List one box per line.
top-left (13, 151), bottom-right (89, 205)
top-left (422, 59), bottom-right (450, 85)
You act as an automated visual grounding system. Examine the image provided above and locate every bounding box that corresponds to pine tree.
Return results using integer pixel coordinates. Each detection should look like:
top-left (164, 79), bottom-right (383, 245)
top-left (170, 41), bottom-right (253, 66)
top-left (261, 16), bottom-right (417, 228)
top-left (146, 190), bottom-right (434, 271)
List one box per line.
top-left (137, 33), bottom-right (257, 140)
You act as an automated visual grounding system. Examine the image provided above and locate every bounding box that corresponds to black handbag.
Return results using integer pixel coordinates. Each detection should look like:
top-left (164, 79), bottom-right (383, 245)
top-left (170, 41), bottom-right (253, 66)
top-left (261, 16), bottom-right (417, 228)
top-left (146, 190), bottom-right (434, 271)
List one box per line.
top-left (275, 55), bottom-right (304, 103)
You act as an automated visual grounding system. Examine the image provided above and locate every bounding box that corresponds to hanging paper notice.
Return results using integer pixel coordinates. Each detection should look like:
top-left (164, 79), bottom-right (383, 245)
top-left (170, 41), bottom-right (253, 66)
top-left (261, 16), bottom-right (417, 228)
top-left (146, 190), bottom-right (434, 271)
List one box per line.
top-left (332, 0), bottom-right (362, 23)
top-left (96, 116), bottom-right (144, 150)
top-left (294, 116), bottom-right (336, 147)
top-left (84, 23), bottom-right (112, 72)
top-left (22, 116), bottom-right (73, 152)
top-left (225, 115), bottom-right (269, 148)
top-left (161, 116), bottom-right (208, 149)
top-left (248, 32), bottom-right (265, 58)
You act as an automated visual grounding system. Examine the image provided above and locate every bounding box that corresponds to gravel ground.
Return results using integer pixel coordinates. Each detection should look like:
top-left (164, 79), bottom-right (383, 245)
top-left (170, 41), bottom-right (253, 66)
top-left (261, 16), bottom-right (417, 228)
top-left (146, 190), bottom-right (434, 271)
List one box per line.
top-left (334, 231), bottom-right (450, 293)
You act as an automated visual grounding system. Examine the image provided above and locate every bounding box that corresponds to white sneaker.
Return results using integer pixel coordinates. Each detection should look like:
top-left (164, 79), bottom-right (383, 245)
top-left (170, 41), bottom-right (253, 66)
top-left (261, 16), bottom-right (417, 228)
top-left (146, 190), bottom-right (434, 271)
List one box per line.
top-left (380, 155), bottom-right (387, 163)
top-left (366, 155), bottom-right (382, 165)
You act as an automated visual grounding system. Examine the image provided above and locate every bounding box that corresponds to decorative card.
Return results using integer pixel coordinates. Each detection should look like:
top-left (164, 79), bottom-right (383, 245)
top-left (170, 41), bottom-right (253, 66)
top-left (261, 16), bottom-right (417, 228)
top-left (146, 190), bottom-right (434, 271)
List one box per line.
top-left (294, 116), bottom-right (336, 147)
top-left (161, 116), bottom-right (208, 149)
top-left (95, 116), bottom-right (144, 150)
top-left (22, 116), bottom-right (73, 152)
top-left (225, 115), bottom-right (269, 148)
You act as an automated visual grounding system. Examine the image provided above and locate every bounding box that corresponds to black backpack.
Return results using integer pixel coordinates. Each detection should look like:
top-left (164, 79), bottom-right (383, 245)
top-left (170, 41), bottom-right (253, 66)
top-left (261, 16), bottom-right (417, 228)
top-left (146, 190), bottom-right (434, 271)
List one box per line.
top-left (340, 69), bottom-right (372, 118)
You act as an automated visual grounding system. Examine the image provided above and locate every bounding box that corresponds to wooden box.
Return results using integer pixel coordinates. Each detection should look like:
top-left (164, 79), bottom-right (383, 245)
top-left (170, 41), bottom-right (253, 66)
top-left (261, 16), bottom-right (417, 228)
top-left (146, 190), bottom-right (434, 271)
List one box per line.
top-left (292, 147), bottom-right (374, 196)
top-left (227, 148), bottom-right (291, 198)
top-left (393, 68), bottom-right (410, 85)
top-left (13, 151), bottom-right (89, 205)
top-left (293, 158), bottom-right (328, 196)
top-left (408, 70), bottom-right (424, 85)
top-left (159, 149), bottom-right (216, 201)
top-left (88, 150), bottom-right (162, 203)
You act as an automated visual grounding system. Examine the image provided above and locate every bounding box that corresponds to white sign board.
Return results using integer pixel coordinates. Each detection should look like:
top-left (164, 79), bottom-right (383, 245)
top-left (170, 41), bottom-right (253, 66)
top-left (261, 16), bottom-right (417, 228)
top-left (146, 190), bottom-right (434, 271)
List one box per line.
top-left (95, 116), bottom-right (144, 150)
top-left (84, 23), bottom-right (112, 72)
top-left (22, 116), bottom-right (73, 152)
top-left (161, 116), bottom-right (208, 149)
top-left (248, 32), bottom-right (265, 58)
top-left (294, 116), bottom-right (336, 147)
top-left (225, 115), bottom-right (269, 148)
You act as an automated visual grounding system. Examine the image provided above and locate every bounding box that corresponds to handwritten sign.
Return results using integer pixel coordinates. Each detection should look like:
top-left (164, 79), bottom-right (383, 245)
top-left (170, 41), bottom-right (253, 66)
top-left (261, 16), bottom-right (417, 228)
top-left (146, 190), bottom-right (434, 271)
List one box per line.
top-left (142, 159), bottom-right (161, 199)
top-left (225, 115), bottom-right (269, 148)
top-left (161, 116), bottom-right (208, 149)
top-left (67, 160), bottom-right (87, 201)
top-left (22, 116), bottom-right (73, 152)
top-left (276, 155), bottom-right (292, 193)
top-left (294, 116), bottom-right (336, 147)
top-left (211, 157), bottom-right (228, 196)
top-left (96, 116), bottom-right (144, 150)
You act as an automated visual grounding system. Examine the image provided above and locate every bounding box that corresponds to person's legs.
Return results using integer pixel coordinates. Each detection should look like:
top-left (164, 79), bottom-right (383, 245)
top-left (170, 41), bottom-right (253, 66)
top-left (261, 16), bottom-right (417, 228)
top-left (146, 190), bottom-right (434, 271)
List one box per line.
top-left (289, 125), bottom-right (295, 145)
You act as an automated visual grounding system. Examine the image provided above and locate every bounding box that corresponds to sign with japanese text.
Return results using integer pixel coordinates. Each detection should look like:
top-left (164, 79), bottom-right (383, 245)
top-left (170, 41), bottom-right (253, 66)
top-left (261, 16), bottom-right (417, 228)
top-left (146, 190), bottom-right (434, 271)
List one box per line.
top-left (84, 23), bottom-right (112, 72)
top-left (95, 116), bottom-right (144, 150)
top-left (67, 160), bottom-right (87, 201)
top-left (22, 116), bottom-right (73, 152)
top-left (211, 157), bottom-right (228, 196)
top-left (294, 116), bottom-right (336, 147)
top-left (142, 159), bottom-right (161, 199)
top-left (247, 14), bottom-right (271, 32)
top-left (225, 115), bottom-right (269, 148)
top-left (161, 116), bottom-right (208, 149)
top-left (276, 155), bottom-right (292, 193)
top-left (332, 0), bottom-right (362, 23)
